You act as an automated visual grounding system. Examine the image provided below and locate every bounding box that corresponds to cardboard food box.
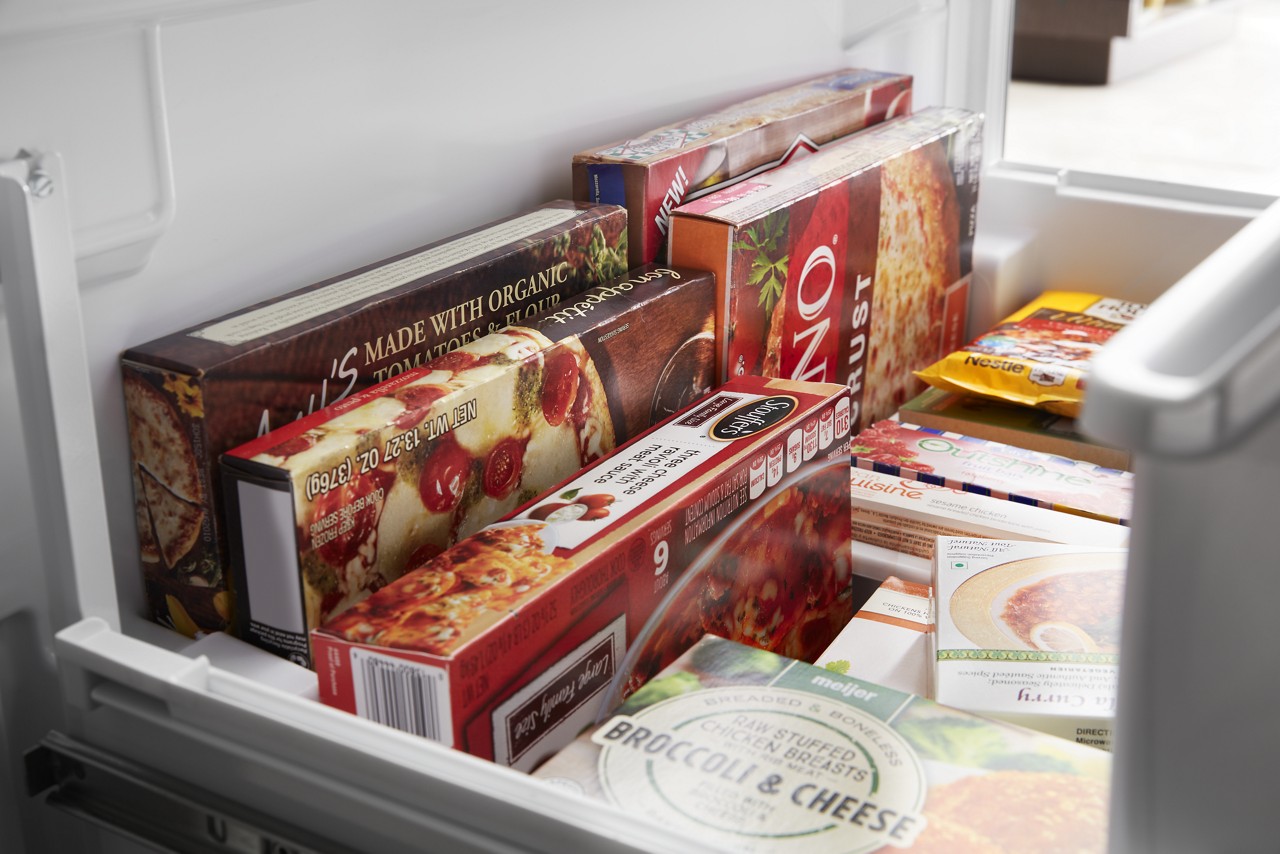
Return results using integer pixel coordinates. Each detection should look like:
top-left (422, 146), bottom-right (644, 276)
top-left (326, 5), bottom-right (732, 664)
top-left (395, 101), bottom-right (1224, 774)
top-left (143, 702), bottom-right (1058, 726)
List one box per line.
top-left (669, 106), bottom-right (983, 430)
top-left (533, 634), bottom-right (1111, 853)
top-left (815, 576), bottom-right (933, 697)
top-left (848, 466), bottom-right (1130, 586)
top-left (934, 538), bottom-right (1126, 752)
top-left (122, 200), bottom-right (627, 637)
top-left (851, 419), bottom-right (1134, 525)
top-left (574, 68), bottom-right (912, 267)
top-left (221, 264), bottom-right (715, 668)
top-left (311, 376), bottom-right (853, 768)
top-left (898, 386), bottom-right (1133, 471)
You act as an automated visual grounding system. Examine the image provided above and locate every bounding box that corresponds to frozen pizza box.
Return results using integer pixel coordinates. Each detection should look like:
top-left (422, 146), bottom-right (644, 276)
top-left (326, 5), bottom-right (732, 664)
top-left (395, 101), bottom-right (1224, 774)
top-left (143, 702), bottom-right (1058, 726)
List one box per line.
top-left (222, 264), bottom-right (715, 668)
top-left (851, 419), bottom-right (1134, 525)
top-left (848, 466), bottom-right (1130, 586)
top-left (668, 106), bottom-right (982, 430)
top-left (122, 200), bottom-right (627, 638)
top-left (533, 634), bottom-right (1111, 853)
top-left (815, 576), bottom-right (933, 697)
top-left (934, 537), bottom-right (1124, 752)
top-left (573, 68), bottom-right (911, 267)
top-left (311, 376), bottom-right (854, 768)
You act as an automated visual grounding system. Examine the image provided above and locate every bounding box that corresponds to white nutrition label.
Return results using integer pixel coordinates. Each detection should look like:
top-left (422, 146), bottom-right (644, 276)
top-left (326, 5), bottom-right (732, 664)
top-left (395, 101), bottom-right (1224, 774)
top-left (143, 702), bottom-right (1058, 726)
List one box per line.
top-left (190, 208), bottom-right (578, 346)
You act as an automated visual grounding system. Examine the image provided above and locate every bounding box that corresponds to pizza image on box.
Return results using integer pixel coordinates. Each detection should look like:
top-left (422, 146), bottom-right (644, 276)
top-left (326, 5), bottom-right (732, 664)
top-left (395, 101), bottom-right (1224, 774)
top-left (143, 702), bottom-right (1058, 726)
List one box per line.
top-left (321, 521), bottom-right (577, 652)
top-left (242, 327), bottom-right (614, 633)
top-left (670, 106), bottom-right (981, 431)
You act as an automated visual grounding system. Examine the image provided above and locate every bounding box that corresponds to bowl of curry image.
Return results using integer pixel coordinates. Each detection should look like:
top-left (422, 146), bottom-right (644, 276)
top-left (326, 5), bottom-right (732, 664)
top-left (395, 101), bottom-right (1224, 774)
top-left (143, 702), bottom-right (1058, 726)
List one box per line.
top-left (948, 552), bottom-right (1126, 654)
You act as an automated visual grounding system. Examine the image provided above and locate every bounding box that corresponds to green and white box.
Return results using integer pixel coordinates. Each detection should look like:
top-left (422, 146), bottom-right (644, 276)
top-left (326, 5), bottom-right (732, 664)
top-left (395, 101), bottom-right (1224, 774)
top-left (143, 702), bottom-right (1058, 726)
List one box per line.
top-left (933, 537), bottom-right (1126, 751)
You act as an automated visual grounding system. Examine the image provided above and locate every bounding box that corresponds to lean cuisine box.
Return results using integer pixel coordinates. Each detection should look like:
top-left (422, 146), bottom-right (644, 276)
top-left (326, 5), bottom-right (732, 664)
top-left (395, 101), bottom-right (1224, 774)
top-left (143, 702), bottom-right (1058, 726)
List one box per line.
top-left (533, 635), bottom-right (1111, 853)
top-left (221, 265), bottom-right (715, 668)
top-left (934, 538), bottom-right (1126, 752)
top-left (311, 376), bottom-right (853, 768)
top-left (898, 386), bottom-right (1133, 471)
top-left (669, 106), bottom-right (982, 430)
top-left (122, 200), bottom-right (627, 638)
top-left (574, 69), bottom-right (911, 267)
top-left (848, 466), bottom-right (1129, 586)
top-left (851, 419), bottom-right (1134, 525)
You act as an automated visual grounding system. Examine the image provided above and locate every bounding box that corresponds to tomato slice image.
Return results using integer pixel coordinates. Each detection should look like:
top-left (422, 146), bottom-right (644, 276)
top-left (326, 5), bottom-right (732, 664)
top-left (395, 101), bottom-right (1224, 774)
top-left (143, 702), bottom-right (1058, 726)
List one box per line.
top-left (483, 436), bottom-right (526, 499)
top-left (391, 384), bottom-right (450, 430)
top-left (311, 467), bottom-right (395, 566)
top-left (419, 435), bottom-right (473, 512)
top-left (541, 349), bottom-right (580, 427)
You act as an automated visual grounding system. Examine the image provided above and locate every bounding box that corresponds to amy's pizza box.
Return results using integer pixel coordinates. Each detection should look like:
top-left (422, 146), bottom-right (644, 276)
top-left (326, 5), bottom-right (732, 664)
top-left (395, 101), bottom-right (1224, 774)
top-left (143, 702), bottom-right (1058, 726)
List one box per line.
top-left (815, 576), bottom-right (933, 697)
top-left (121, 200), bottom-right (627, 638)
top-left (574, 68), bottom-right (912, 267)
top-left (221, 264), bottom-right (715, 668)
top-left (848, 466), bottom-right (1130, 585)
top-left (851, 419), bottom-right (1134, 525)
top-left (533, 634), bottom-right (1111, 853)
top-left (934, 538), bottom-right (1125, 752)
top-left (311, 376), bottom-right (854, 768)
top-left (669, 106), bottom-right (983, 430)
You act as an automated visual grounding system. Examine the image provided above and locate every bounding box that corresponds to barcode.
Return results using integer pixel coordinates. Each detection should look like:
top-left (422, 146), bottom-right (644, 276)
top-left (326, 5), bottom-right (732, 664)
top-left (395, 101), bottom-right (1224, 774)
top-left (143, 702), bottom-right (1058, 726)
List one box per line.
top-left (350, 649), bottom-right (453, 746)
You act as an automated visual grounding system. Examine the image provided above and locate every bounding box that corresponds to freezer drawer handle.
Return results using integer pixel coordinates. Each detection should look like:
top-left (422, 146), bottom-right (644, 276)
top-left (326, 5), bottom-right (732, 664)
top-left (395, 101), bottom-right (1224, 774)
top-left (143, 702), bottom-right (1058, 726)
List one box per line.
top-left (24, 730), bottom-right (358, 854)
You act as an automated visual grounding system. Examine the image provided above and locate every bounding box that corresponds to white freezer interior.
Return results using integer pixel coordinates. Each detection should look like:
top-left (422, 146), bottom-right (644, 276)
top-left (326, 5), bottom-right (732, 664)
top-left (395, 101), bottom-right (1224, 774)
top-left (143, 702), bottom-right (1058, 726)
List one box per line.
top-left (2, 1), bottom-right (1278, 851)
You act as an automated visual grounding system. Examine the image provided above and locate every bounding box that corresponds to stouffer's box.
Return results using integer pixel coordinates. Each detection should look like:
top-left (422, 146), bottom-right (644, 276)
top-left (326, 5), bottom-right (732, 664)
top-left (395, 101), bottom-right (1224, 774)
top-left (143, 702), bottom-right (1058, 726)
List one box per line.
top-left (122, 200), bottom-right (627, 638)
top-left (669, 106), bottom-right (983, 431)
top-left (574, 68), bottom-right (912, 266)
top-left (533, 635), bottom-right (1111, 853)
top-left (221, 265), bottom-right (715, 669)
top-left (311, 376), bottom-right (854, 769)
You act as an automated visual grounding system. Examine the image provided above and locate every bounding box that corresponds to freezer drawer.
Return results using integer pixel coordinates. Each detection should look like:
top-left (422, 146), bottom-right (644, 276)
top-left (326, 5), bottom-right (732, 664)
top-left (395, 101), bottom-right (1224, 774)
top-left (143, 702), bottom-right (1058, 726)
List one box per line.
top-left (3, 0), bottom-right (1279, 852)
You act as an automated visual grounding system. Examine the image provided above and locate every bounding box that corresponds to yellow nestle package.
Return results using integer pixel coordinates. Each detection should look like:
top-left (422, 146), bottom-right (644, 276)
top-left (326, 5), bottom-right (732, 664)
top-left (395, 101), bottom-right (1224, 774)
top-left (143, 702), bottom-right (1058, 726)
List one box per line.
top-left (914, 291), bottom-right (1146, 417)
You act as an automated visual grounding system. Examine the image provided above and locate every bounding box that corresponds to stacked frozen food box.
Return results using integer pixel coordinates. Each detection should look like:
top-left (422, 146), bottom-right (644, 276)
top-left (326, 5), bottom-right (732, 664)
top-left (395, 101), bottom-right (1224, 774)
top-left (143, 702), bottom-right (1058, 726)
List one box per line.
top-left (668, 106), bottom-right (983, 426)
top-left (121, 200), bottom-right (627, 636)
top-left (573, 68), bottom-right (913, 266)
top-left (311, 375), bottom-right (853, 767)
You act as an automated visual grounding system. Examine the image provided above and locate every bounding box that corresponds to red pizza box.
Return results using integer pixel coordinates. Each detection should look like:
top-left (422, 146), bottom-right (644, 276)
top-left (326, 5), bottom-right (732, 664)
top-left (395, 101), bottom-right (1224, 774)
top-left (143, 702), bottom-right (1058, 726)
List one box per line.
top-left (220, 264), bottom-right (715, 668)
top-left (574, 69), bottom-right (911, 267)
top-left (311, 375), bottom-right (853, 768)
top-left (121, 200), bottom-right (627, 638)
top-left (669, 106), bottom-right (983, 432)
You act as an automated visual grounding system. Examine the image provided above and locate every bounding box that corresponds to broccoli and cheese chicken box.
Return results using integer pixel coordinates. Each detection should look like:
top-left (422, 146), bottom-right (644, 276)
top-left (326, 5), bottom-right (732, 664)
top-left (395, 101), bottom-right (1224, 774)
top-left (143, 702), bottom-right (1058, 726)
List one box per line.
top-left (221, 265), bottom-right (715, 668)
top-left (122, 200), bottom-right (627, 638)
top-left (574, 68), bottom-right (912, 267)
top-left (311, 376), bottom-right (853, 768)
top-left (533, 634), bottom-right (1111, 853)
top-left (669, 106), bottom-right (983, 430)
